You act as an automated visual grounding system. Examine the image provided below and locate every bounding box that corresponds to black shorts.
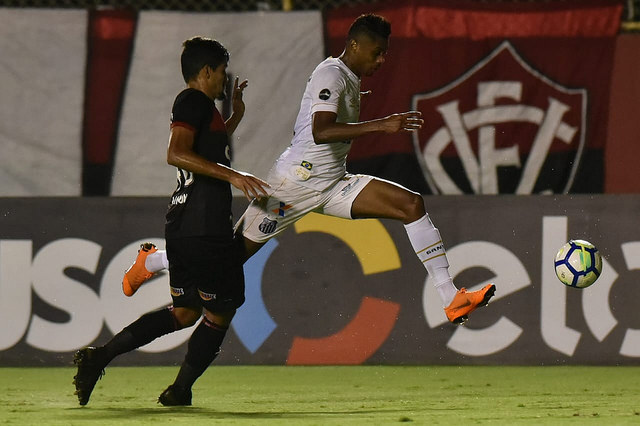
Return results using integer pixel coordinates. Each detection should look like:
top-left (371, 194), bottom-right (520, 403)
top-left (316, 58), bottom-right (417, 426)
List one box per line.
top-left (166, 236), bottom-right (245, 312)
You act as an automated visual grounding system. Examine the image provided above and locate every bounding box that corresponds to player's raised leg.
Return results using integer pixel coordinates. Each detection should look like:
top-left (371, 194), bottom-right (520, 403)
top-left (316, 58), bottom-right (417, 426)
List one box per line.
top-left (122, 227), bottom-right (264, 297)
top-left (350, 178), bottom-right (495, 324)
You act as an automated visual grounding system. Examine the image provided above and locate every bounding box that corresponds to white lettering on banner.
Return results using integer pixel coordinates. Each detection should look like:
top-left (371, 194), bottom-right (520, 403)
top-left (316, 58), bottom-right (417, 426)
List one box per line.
top-left (421, 216), bottom-right (638, 358)
top-left (0, 240), bottom-right (32, 350)
top-left (423, 241), bottom-right (529, 356)
top-left (540, 216), bottom-right (580, 355)
top-left (0, 238), bottom-right (193, 354)
top-left (582, 251), bottom-right (617, 342)
top-left (618, 242), bottom-right (640, 356)
top-left (1, 225), bottom-right (639, 358)
top-left (26, 239), bottom-right (103, 352)
top-left (541, 218), bottom-right (634, 356)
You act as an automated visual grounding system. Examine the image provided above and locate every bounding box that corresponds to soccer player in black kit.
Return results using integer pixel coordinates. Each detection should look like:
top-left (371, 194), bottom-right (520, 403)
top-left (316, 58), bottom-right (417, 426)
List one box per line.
top-left (73, 36), bottom-right (269, 406)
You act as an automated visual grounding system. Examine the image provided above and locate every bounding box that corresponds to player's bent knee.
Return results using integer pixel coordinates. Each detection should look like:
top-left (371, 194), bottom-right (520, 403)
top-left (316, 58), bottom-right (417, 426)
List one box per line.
top-left (401, 193), bottom-right (425, 222)
top-left (204, 309), bottom-right (236, 328)
top-left (172, 306), bottom-right (202, 328)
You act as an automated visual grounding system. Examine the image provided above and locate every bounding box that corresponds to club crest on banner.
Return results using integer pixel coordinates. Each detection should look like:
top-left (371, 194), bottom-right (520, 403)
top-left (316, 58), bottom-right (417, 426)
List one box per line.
top-left (412, 41), bottom-right (587, 194)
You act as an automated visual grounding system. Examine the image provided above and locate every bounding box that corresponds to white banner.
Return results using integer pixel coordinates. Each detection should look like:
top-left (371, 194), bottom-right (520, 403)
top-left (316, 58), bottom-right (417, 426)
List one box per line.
top-left (111, 10), bottom-right (325, 196)
top-left (0, 9), bottom-right (86, 196)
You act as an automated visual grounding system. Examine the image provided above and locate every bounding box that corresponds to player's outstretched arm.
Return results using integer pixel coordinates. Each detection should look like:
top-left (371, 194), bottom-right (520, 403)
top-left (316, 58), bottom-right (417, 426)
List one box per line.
top-left (167, 126), bottom-right (269, 200)
top-left (228, 171), bottom-right (270, 201)
top-left (312, 110), bottom-right (423, 144)
top-left (225, 76), bottom-right (248, 135)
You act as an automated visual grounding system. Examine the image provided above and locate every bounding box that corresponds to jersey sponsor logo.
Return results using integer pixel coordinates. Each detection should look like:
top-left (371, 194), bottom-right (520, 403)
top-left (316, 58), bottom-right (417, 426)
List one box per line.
top-left (171, 193), bottom-right (188, 205)
top-left (272, 201), bottom-right (292, 217)
top-left (258, 217), bottom-right (278, 234)
top-left (198, 290), bottom-right (216, 301)
top-left (170, 286), bottom-right (185, 297)
top-left (412, 41), bottom-right (585, 195)
top-left (318, 88), bottom-right (331, 100)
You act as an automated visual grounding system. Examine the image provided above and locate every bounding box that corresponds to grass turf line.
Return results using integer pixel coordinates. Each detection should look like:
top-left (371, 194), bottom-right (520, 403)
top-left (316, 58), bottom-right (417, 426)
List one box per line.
top-left (0, 366), bottom-right (639, 424)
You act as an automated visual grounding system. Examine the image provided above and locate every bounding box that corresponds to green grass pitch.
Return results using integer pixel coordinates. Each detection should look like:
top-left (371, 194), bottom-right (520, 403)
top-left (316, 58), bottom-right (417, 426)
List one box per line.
top-left (1, 366), bottom-right (639, 424)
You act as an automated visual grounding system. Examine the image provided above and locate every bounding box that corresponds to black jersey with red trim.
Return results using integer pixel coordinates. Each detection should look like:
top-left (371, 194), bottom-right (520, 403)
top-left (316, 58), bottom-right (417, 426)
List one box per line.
top-left (165, 88), bottom-right (233, 241)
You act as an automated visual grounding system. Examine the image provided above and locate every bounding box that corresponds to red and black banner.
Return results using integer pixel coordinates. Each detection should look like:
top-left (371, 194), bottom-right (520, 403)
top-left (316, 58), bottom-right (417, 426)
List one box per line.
top-left (82, 9), bottom-right (137, 196)
top-left (325, 0), bottom-right (623, 194)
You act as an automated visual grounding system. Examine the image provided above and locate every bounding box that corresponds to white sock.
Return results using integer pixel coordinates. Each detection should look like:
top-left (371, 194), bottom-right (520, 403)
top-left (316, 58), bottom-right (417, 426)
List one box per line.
top-left (404, 214), bottom-right (458, 307)
top-left (144, 250), bottom-right (169, 272)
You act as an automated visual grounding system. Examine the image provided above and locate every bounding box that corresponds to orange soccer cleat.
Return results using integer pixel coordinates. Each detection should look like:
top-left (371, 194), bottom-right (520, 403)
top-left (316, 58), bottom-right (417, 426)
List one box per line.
top-left (444, 284), bottom-right (496, 324)
top-left (122, 242), bottom-right (157, 297)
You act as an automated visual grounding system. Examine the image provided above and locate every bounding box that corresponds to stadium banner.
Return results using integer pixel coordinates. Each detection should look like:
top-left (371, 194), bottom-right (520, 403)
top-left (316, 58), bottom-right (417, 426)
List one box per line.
top-left (82, 9), bottom-right (138, 196)
top-left (325, 0), bottom-right (623, 195)
top-left (605, 34), bottom-right (640, 193)
top-left (1, 195), bottom-right (640, 366)
top-left (111, 10), bottom-right (324, 197)
top-left (0, 9), bottom-right (86, 196)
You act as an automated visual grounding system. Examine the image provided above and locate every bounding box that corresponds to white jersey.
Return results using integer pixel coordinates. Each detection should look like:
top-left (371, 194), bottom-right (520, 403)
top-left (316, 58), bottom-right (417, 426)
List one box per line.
top-left (273, 57), bottom-right (361, 191)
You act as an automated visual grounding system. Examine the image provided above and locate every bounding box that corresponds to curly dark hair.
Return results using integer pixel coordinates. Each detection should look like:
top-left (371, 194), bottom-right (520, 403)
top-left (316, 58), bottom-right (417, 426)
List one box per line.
top-left (347, 13), bottom-right (391, 41)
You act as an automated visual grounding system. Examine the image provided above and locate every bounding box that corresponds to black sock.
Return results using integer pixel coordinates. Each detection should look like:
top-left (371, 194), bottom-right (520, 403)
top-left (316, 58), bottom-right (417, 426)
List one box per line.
top-left (173, 317), bottom-right (228, 390)
top-left (102, 307), bottom-right (179, 362)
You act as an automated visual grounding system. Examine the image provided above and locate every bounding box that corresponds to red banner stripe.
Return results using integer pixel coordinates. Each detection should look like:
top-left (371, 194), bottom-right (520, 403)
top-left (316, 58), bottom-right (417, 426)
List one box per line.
top-left (82, 9), bottom-right (137, 165)
top-left (326, 0), bottom-right (623, 40)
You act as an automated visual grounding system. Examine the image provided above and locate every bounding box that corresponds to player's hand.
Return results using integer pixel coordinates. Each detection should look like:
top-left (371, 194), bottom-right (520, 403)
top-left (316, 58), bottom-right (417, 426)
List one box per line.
top-left (231, 77), bottom-right (248, 117)
top-left (230, 171), bottom-right (270, 201)
top-left (381, 111), bottom-right (423, 133)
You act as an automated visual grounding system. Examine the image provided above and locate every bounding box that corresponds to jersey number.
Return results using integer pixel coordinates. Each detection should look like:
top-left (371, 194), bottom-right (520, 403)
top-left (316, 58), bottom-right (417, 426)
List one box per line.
top-left (176, 168), bottom-right (194, 191)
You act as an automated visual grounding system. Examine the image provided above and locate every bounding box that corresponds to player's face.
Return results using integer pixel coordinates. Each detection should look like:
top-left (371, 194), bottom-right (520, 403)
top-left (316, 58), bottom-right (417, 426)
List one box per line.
top-left (355, 35), bottom-right (388, 77)
top-left (207, 62), bottom-right (228, 100)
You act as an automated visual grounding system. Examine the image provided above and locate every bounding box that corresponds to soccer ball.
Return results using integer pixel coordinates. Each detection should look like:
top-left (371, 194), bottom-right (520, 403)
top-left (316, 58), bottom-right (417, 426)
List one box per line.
top-left (554, 239), bottom-right (602, 288)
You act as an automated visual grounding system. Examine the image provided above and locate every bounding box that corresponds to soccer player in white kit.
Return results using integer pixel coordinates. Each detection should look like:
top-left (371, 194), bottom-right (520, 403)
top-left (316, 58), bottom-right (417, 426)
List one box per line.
top-left (124, 14), bottom-right (495, 324)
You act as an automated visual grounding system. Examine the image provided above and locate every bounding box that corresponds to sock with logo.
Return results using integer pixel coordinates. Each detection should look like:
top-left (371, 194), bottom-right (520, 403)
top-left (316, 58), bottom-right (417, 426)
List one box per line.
top-left (172, 316), bottom-right (229, 390)
top-left (102, 307), bottom-right (180, 362)
top-left (145, 250), bottom-right (169, 272)
top-left (404, 214), bottom-right (458, 307)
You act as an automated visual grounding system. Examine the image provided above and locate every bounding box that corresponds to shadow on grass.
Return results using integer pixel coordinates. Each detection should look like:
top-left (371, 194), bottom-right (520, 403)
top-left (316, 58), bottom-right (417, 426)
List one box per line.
top-left (66, 406), bottom-right (410, 421)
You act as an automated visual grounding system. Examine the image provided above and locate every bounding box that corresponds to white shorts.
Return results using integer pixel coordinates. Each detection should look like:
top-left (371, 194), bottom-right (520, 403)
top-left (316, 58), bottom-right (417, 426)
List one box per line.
top-left (238, 172), bottom-right (374, 243)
